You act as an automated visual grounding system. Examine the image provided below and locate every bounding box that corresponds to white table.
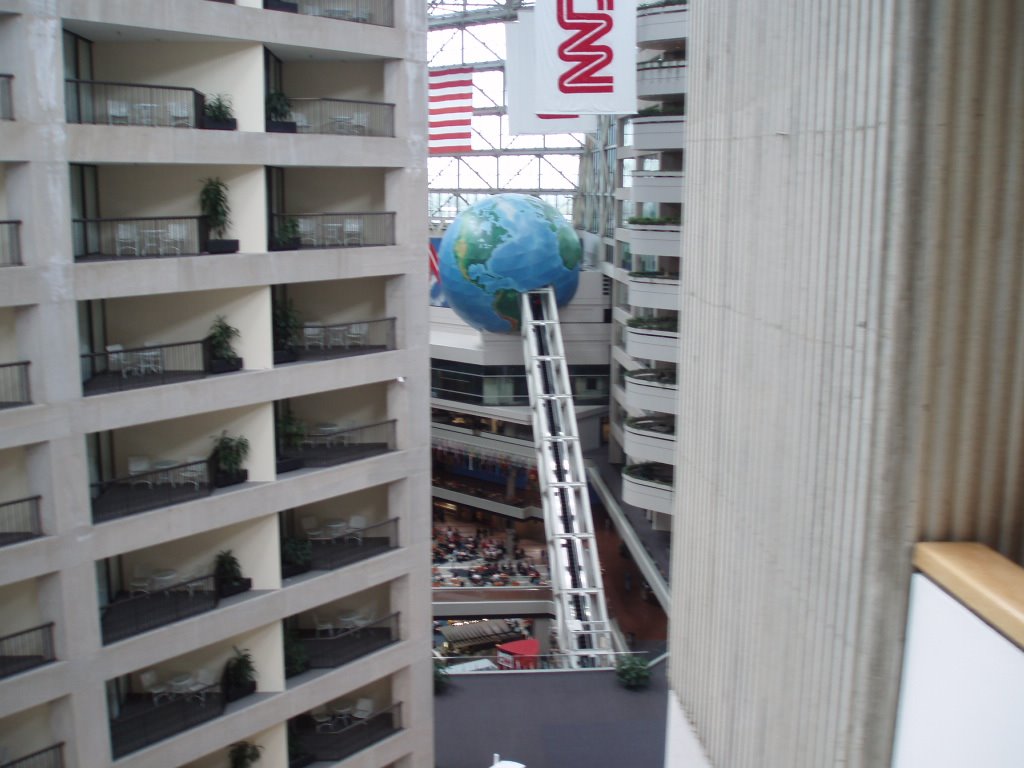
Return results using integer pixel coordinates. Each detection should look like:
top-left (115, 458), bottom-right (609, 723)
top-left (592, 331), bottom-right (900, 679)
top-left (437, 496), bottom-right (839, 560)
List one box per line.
top-left (152, 460), bottom-right (179, 485)
top-left (168, 672), bottom-right (193, 697)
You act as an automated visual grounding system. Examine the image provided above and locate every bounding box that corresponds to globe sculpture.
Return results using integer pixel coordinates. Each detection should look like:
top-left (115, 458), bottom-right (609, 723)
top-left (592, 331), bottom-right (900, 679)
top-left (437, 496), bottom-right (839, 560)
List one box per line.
top-left (437, 193), bottom-right (581, 334)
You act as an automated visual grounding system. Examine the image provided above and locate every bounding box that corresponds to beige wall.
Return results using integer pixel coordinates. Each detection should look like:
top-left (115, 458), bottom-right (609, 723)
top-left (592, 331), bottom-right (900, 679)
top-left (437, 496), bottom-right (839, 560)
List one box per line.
top-left (290, 277), bottom-right (386, 324)
top-left (0, 703), bottom-right (55, 762)
top-left (0, 447), bottom-right (29, 500)
top-left (105, 286), bottom-right (271, 370)
top-left (0, 577), bottom-right (42, 634)
top-left (111, 402), bottom-right (274, 482)
top-left (283, 60), bottom-right (385, 102)
top-left (91, 41), bottom-right (265, 132)
top-left (289, 382), bottom-right (387, 430)
top-left (284, 168), bottom-right (386, 214)
top-left (293, 582), bottom-right (390, 632)
top-left (120, 514), bottom-right (280, 591)
top-left (292, 483), bottom-right (389, 531)
top-left (182, 723), bottom-right (287, 768)
top-left (0, 307), bottom-right (16, 358)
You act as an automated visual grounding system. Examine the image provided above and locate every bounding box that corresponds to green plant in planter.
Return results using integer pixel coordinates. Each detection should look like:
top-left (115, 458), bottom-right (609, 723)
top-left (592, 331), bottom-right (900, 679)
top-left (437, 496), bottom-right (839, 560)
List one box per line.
top-left (213, 432), bottom-right (250, 475)
top-left (283, 628), bottom-right (310, 678)
top-left (276, 411), bottom-right (306, 451)
top-left (281, 536), bottom-right (312, 567)
top-left (266, 91), bottom-right (292, 121)
top-left (214, 549), bottom-right (243, 581)
top-left (204, 94), bottom-right (234, 122)
top-left (273, 298), bottom-right (302, 349)
top-left (274, 217), bottom-right (300, 249)
top-left (228, 741), bottom-right (263, 768)
top-left (208, 315), bottom-right (240, 361)
top-left (199, 177), bottom-right (231, 239)
top-left (616, 653), bottom-right (651, 690)
top-left (224, 645), bottom-right (257, 692)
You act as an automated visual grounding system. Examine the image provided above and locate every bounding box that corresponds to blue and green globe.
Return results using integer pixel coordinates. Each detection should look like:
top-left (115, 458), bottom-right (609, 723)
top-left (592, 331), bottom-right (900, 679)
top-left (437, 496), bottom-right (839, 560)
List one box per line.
top-left (438, 194), bottom-right (581, 334)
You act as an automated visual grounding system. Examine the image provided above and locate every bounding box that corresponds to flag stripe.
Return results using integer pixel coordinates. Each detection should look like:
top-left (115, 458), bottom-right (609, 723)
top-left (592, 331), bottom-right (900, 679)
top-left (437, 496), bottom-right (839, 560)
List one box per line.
top-left (430, 118), bottom-right (472, 128)
top-left (429, 78), bottom-right (473, 90)
top-left (429, 67), bottom-right (474, 152)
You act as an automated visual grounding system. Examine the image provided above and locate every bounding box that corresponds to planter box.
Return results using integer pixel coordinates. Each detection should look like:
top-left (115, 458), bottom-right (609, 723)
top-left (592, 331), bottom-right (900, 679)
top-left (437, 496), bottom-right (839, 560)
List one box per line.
top-left (264, 0), bottom-right (298, 10)
top-left (216, 576), bottom-right (252, 599)
top-left (274, 348), bottom-right (298, 364)
top-left (202, 117), bottom-right (237, 131)
top-left (271, 238), bottom-right (300, 252)
top-left (206, 238), bottom-right (239, 254)
top-left (281, 561), bottom-right (311, 579)
top-left (276, 456), bottom-right (304, 474)
top-left (210, 356), bottom-right (243, 374)
top-left (223, 678), bottom-right (257, 703)
top-left (267, 120), bottom-right (297, 133)
top-left (289, 755), bottom-right (315, 768)
top-left (214, 468), bottom-right (248, 488)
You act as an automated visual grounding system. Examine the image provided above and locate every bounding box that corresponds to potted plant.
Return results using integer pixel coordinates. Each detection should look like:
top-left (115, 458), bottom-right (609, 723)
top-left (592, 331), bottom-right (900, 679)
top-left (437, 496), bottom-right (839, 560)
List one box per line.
top-left (266, 91), bottom-right (296, 133)
top-left (280, 536), bottom-right (312, 578)
top-left (212, 431), bottom-right (250, 487)
top-left (272, 216), bottom-right (301, 252)
top-left (615, 653), bottom-right (651, 690)
top-left (222, 645), bottom-right (258, 702)
top-left (264, 0), bottom-right (299, 13)
top-left (202, 93), bottom-right (237, 131)
top-left (214, 549), bottom-right (253, 597)
top-left (199, 177), bottom-right (240, 254)
top-left (207, 315), bottom-right (244, 373)
top-left (272, 298), bottom-right (302, 362)
top-left (229, 741), bottom-right (263, 768)
top-left (283, 628), bottom-right (310, 677)
top-left (287, 730), bottom-right (315, 768)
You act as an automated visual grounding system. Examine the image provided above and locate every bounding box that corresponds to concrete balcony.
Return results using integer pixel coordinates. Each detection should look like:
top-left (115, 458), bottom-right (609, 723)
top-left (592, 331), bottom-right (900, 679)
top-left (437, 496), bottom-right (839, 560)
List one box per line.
top-left (630, 171), bottom-right (684, 205)
top-left (637, 3), bottom-right (689, 49)
top-left (637, 60), bottom-right (688, 100)
top-left (619, 223), bottom-right (681, 257)
top-left (268, 0), bottom-right (396, 28)
top-left (626, 324), bottom-right (679, 364)
top-left (633, 115), bottom-right (686, 152)
top-left (623, 417), bottom-right (676, 464)
top-left (621, 463), bottom-right (674, 514)
top-left (627, 273), bottom-right (680, 311)
top-left (624, 369), bottom-right (677, 414)
top-left (0, 220), bottom-right (21, 267)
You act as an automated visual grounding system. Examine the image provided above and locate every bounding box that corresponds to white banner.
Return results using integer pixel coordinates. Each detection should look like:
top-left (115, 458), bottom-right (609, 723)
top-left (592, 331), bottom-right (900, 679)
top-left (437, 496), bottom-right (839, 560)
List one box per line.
top-left (506, 12), bottom-right (598, 135)
top-left (533, 0), bottom-right (637, 115)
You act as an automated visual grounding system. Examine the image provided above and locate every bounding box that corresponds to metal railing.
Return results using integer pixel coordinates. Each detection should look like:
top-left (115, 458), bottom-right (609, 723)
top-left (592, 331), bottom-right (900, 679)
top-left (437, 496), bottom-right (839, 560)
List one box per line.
top-left (270, 211), bottom-right (395, 250)
top-left (0, 361), bottom-right (30, 407)
top-left (0, 623), bottom-right (56, 679)
top-left (308, 517), bottom-right (400, 571)
top-left (81, 339), bottom-right (209, 395)
top-left (625, 367), bottom-right (677, 386)
top-left (305, 612), bottom-right (399, 668)
top-left (295, 701), bottom-right (402, 763)
top-left (301, 419), bottom-right (395, 466)
top-left (101, 574), bottom-right (218, 645)
top-left (294, 0), bottom-right (395, 27)
top-left (0, 743), bottom-right (65, 768)
top-left (0, 221), bottom-right (21, 267)
top-left (623, 462), bottom-right (674, 486)
top-left (288, 96), bottom-right (394, 136)
top-left (437, 650), bottom-right (641, 671)
top-left (65, 79), bottom-right (203, 128)
top-left (109, 690), bottom-right (225, 759)
top-left (293, 317), bottom-right (396, 353)
top-left (91, 458), bottom-right (213, 523)
top-left (0, 74), bottom-right (12, 120)
top-left (72, 216), bottom-right (203, 261)
top-left (0, 496), bottom-right (42, 544)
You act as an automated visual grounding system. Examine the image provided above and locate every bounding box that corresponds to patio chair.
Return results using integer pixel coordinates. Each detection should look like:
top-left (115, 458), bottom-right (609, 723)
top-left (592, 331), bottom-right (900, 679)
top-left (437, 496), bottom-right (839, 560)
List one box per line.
top-left (128, 456), bottom-right (153, 487)
top-left (343, 218), bottom-right (363, 246)
top-left (106, 344), bottom-right (131, 377)
top-left (345, 514), bottom-right (366, 545)
top-left (168, 101), bottom-right (191, 127)
top-left (159, 222), bottom-right (188, 255)
top-left (350, 697), bottom-right (374, 724)
top-left (303, 325), bottom-right (325, 350)
top-left (311, 706), bottom-right (341, 733)
top-left (314, 612), bottom-right (336, 638)
top-left (301, 516), bottom-right (329, 542)
top-left (177, 456), bottom-right (208, 489)
top-left (115, 223), bottom-right (138, 257)
top-left (107, 99), bottom-right (130, 125)
top-left (292, 112), bottom-right (311, 133)
top-left (298, 218), bottom-right (319, 247)
top-left (186, 668), bottom-right (220, 704)
top-left (344, 322), bottom-right (369, 348)
top-left (350, 608), bottom-right (374, 635)
top-left (139, 669), bottom-right (171, 704)
top-left (129, 567), bottom-right (151, 597)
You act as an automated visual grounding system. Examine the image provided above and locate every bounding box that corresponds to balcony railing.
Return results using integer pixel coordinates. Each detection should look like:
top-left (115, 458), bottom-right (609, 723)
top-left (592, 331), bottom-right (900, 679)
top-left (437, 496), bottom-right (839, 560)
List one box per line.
top-left (278, 418), bottom-right (396, 471)
top-left (65, 79), bottom-right (203, 128)
top-left (0, 221), bottom-right (22, 267)
top-left (288, 97), bottom-right (395, 136)
top-left (81, 339), bottom-right (210, 395)
top-left (0, 362), bottom-right (31, 408)
top-left (72, 216), bottom-right (203, 261)
top-left (91, 458), bottom-right (213, 524)
top-left (0, 623), bottom-right (56, 680)
top-left (287, 317), bottom-right (396, 362)
top-left (0, 495), bottom-right (42, 547)
top-left (270, 212), bottom-right (395, 250)
top-left (0, 74), bottom-right (12, 120)
top-left (109, 689), bottom-right (225, 759)
top-left (303, 516), bottom-right (399, 572)
top-left (0, 743), bottom-right (65, 768)
top-left (101, 574), bottom-right (218, 645)
top-left (300, 611), bottom-right (399, 669)
top-left (623, 462), bottom-right (674, 487)
top-left (290, 702), bottom-right (402, 764)
top-left (285, 0), bottom-right (395, 27)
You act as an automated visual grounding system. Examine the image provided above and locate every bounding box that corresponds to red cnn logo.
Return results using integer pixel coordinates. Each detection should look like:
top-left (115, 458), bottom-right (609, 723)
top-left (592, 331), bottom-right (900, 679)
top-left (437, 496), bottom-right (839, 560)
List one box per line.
top-left (557, 0), bottom-right (615, 94)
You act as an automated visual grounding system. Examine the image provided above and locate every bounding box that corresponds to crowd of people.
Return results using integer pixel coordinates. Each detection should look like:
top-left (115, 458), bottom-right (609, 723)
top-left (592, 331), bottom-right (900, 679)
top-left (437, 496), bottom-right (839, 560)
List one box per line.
top-left (432, 525), bottom-right (546, 587)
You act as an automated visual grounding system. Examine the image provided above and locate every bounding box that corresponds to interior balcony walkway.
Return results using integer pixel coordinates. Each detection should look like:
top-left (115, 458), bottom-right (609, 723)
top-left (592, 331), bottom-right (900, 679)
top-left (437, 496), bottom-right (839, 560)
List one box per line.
top-left (290, 704), bottom-right (402, 765)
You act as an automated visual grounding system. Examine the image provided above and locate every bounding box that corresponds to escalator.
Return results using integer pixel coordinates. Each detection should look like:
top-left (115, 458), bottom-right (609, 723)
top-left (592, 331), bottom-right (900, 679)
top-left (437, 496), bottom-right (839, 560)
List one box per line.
top-left (521, 287), bottom-right (615, 667)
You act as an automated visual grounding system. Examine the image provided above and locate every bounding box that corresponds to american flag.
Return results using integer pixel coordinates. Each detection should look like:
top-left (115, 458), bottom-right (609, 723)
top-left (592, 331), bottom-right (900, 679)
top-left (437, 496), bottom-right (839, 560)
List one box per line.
top-left (429, 67), bottom-right (473, 154)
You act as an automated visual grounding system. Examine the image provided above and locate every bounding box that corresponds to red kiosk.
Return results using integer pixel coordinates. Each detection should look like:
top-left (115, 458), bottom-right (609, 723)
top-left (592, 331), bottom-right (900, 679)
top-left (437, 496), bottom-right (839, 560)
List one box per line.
top-left (495, 637), bottom-right (541, 670)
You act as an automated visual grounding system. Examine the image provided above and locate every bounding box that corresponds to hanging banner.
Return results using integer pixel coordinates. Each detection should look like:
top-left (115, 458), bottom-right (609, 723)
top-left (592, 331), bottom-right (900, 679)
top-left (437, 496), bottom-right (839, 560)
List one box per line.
top-left (533, 0), bottom-right (637, 115)
top-left (506, 11), bottom-right (598, 135)
top-left (429, 67), bottom-right (474, 154)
